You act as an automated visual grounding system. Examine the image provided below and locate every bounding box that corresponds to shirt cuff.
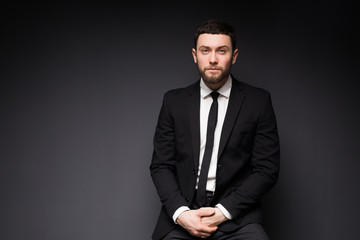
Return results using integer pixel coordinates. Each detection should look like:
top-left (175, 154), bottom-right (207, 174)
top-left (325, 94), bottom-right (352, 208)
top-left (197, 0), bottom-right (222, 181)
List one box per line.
top-left (216, 203), bottom-right (233, 220)
top-left (172, 206), bottom-right (190, 224)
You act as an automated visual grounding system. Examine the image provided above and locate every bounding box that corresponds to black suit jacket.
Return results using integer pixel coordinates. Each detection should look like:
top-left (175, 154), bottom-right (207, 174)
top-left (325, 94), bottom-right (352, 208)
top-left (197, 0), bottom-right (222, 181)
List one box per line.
top-left (150, 77), bottom-right (280, 240)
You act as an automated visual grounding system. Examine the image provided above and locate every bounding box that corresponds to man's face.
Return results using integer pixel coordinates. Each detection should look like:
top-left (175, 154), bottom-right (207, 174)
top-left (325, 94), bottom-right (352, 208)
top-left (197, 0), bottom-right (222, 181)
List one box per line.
top-left (192, 33), bottom-right (238, 89)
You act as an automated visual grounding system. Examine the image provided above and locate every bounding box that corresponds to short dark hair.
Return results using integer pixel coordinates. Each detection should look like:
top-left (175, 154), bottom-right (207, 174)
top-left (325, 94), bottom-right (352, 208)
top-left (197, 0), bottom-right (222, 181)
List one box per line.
top-left (194, 19), bottom-right (236, 50)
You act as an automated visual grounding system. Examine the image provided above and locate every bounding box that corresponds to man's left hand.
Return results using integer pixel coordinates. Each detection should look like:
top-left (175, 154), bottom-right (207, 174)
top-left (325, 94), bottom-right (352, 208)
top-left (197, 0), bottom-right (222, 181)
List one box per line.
top-left (200, 207), bottom-right (228, 227)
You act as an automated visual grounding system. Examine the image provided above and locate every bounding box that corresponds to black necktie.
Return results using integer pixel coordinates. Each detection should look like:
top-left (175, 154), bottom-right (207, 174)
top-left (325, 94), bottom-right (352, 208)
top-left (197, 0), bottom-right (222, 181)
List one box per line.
top-left (197, 91), bottom-right (220, 206)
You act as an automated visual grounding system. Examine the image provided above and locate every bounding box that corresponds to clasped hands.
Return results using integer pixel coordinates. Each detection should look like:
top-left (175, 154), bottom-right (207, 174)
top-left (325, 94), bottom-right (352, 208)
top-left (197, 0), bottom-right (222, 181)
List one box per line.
top-left (176, 207), bottom-right (227, 238)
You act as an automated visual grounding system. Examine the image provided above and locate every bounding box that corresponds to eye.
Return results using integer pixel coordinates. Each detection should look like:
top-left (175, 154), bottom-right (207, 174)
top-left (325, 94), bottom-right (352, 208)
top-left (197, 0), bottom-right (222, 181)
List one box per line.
top-left (218, 48), bottom-right (227, 54)
top-left (201, 49), bottom-right (209, 54)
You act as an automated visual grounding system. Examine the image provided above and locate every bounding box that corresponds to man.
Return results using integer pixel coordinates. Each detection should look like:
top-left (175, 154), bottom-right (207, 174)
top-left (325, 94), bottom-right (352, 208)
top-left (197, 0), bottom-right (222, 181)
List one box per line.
top-left (150, 19), bottom-right (280, 240)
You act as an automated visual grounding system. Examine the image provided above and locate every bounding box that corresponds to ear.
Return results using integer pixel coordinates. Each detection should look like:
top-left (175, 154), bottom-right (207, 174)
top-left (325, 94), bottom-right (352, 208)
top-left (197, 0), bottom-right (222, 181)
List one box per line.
top-left (192, 48), bottom-right (197, 63)
top-left (232, 49), bottom-right (239, 64)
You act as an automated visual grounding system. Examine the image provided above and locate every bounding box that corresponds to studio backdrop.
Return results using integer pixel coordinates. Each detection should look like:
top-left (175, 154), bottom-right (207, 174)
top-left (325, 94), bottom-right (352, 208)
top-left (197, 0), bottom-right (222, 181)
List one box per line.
top-left (1, 3), bottom-right (359, 240)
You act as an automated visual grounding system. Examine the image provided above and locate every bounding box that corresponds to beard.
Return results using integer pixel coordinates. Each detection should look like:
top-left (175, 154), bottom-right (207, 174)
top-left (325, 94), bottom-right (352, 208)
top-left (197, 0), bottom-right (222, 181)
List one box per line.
top-left (197, 63), bottom-right (232, 86)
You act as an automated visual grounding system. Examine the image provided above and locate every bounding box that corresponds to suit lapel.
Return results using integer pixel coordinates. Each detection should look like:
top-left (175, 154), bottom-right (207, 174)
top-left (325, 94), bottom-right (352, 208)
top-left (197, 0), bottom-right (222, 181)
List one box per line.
top-left (186, 82), bottom-right (201, 169)
top-left (218, 79), bottom-right (245, 159)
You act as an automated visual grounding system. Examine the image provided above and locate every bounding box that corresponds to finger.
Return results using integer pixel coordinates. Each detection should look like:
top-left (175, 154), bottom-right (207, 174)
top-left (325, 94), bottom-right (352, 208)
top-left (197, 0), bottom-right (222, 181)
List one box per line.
top-left (194, 229), bottom-right (214, 238)
top-left (201, 216), bottom-right (213, 225)
top-left (195, 227), bottom-right (218, 238)
top-left (197, 233), bottom-right (211, 238)
top-left (199, 224), bottom-right (218, 234)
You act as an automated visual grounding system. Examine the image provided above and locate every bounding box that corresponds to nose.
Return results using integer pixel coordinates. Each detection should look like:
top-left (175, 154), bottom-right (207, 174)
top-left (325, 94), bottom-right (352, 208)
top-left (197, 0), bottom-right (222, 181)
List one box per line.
top-left (209, 51), bottom-right (218, 64)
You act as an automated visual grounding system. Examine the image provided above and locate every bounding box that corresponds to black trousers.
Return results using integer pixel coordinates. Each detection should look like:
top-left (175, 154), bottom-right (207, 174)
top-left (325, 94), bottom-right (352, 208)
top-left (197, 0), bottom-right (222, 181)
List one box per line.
top-left (161, 223), bottom-right (270, 240)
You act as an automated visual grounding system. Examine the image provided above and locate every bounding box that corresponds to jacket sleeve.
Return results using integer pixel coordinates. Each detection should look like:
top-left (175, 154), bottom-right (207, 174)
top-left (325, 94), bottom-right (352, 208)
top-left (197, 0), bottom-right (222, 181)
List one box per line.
top-left (150, 92), bottom-right (188, 218)
top-left (219, 93), bottom-right (280, 220)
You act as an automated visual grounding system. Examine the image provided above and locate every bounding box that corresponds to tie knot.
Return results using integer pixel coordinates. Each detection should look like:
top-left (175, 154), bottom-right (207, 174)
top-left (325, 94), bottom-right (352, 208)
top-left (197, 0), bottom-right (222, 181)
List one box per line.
top-left (210, 91), bottom-right (220, 100)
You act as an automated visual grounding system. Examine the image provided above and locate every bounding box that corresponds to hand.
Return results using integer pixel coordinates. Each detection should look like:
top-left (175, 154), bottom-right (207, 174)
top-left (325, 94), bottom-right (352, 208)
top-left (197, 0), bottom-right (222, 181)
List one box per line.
top-left (201, 207), bottom-right (228, 227)
top-left (177, 208), bottom-right (218, 238)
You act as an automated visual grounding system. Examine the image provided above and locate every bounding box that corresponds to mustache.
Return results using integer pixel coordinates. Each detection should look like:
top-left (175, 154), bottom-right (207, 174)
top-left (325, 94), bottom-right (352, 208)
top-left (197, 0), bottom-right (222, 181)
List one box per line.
top-left (204, 66), bottom-right (223, 71)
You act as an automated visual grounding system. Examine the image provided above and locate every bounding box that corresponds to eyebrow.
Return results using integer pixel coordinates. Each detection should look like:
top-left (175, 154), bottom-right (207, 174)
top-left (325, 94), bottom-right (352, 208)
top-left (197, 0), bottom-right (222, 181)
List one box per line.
top-left (198, 45), bottom-right (231, 50)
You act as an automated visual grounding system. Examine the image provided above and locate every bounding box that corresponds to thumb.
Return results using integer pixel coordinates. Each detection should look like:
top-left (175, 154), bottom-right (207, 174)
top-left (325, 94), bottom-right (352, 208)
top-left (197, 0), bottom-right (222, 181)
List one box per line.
top-left (197, 207), bottom-right (216, 217)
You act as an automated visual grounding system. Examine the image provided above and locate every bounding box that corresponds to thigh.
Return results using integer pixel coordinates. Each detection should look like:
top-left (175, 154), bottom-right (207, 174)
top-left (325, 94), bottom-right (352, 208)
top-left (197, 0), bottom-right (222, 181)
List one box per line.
top-left (161, 227), bottom-right (198, 240)
top-left (211, 223), bottom-right (270, 240)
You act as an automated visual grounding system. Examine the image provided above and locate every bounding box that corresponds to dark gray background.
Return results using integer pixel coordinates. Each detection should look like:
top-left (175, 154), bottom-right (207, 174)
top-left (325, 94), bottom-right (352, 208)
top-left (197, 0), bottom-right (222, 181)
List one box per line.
top-left (1, 2), bottom-right (359, 240)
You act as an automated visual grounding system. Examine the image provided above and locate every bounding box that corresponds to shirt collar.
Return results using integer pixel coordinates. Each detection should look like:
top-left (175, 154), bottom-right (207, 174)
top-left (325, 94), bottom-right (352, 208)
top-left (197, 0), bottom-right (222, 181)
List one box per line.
top-left (200, 75), bottom-right (232, 99)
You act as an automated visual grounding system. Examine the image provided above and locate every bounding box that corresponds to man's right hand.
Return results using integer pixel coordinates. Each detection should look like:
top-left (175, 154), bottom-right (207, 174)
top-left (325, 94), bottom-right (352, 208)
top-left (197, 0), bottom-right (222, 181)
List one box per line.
top-left (176, 208), bottom-right (218, 238)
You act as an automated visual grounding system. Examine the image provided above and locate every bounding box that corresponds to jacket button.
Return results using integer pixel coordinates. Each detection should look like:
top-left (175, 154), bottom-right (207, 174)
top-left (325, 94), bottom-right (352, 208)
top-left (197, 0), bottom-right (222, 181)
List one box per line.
top-left (217, 164), bottom-right (221, 168)
top-left (185, 198), bottom-right (190, 202)
top-left (192, 169), bottom-right (196, 175)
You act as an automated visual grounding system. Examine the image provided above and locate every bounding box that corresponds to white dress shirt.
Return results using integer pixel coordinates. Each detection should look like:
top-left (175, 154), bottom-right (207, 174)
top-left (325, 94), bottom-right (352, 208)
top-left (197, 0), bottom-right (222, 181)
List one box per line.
top-left (172, 76), bottom-right (233, 223)
top-left (197, 75), bottom-right (231, 192)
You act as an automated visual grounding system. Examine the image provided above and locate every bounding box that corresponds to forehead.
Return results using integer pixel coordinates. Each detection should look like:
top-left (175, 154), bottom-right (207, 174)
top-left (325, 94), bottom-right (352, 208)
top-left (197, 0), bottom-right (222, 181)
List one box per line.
top-left (197, 33), bottom-right (232, 49)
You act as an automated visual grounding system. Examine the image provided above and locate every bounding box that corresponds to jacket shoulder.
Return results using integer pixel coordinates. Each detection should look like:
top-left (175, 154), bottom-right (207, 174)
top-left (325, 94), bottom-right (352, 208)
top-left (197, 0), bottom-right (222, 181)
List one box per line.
top-left (163, 81), bottom-right (199, 99)
top-left (235, 79), bottom-right (271, 98)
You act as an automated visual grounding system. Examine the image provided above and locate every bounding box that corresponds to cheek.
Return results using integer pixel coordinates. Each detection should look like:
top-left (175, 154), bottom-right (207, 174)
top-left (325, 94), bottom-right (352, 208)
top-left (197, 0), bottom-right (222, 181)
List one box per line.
top-left (197, 58), bottom-right (207, 68)
top-left (221, 58), bottom-right (233, 68)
